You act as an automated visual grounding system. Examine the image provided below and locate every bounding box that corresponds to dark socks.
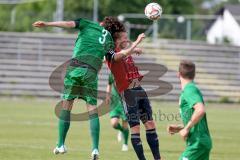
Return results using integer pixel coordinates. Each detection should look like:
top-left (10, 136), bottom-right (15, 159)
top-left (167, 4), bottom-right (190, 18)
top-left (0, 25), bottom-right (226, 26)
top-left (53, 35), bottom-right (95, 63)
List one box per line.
top-left (131, 133), bottom-right (146, 160)
top-left (146, 129), bottom-right (161, 160)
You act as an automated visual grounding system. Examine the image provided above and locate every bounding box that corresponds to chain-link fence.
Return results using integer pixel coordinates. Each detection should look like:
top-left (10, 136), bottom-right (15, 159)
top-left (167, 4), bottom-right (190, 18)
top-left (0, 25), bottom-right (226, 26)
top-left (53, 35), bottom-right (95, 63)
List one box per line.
top-left (1, 4), bottom-right (240, 45)
top-left (120, 14), bottom-right (235, 42)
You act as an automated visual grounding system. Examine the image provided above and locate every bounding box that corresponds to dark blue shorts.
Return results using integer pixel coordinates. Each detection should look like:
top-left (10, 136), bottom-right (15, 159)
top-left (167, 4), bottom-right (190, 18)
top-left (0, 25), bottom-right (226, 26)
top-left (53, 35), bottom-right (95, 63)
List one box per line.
top-left (122, 86), bottom-right (153, 128)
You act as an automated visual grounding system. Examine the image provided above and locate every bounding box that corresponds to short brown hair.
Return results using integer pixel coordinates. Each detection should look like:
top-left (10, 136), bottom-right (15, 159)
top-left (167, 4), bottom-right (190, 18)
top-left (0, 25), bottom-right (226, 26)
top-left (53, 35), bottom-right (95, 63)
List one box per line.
top-left (101, 16), bottom-right (126, 41)
top-left (179, 60), bottom-right (195, 80)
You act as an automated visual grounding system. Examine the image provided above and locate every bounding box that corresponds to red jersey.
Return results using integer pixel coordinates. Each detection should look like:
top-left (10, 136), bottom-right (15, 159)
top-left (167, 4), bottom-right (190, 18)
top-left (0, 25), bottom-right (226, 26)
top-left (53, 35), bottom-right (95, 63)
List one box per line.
top-left (107, 54), bottom-right (143, 93)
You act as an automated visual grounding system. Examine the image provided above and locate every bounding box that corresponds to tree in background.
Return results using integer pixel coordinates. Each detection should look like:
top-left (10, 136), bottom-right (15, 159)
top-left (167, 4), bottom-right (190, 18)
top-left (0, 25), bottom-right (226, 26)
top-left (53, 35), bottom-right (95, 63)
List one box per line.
top-left (0, 0), bottom-right (238, 38)
top-left (0, 0), bottom-right (55, 32)
top-left (0, 0), bottom-right (195, 32)
top-left (161, 0), bottom-right (194, 14)
top-left (0, 5), bottom-right (13, 31)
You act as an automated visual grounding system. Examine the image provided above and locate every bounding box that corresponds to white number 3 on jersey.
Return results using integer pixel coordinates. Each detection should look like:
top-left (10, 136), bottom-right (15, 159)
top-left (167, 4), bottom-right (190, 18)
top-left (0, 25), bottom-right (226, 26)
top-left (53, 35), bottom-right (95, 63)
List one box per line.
top-left (99, 29), bottom-right (108, 44)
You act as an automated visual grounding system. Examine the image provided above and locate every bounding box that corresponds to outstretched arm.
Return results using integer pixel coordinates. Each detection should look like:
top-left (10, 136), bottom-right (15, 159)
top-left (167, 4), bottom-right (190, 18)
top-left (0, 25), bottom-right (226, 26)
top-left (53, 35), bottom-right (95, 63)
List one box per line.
top-left (32, 21), bottom-right (76, 28)
top-left (113, 33), bottom-right (145, 61)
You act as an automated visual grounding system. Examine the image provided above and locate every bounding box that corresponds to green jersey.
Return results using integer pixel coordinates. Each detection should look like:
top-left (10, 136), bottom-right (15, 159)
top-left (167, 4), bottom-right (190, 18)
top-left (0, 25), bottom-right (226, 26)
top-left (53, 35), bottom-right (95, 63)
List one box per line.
top-left (179, 82), bottom-right (212, 149)
top-left (73, 18), bottom-right (114, 71)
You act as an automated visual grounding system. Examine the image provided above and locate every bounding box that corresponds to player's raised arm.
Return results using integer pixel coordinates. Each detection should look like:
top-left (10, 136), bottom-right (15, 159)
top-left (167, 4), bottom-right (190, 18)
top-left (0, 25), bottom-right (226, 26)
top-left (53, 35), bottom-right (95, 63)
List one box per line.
top-left (113, 33), bottom-right (145, 61)
top-left (32, 21), bottom-right (76, 28)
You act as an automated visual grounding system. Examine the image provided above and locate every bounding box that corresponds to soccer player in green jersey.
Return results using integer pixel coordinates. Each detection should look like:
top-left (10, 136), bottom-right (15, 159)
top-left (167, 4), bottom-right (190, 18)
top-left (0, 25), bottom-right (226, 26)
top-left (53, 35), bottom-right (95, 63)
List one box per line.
top-left (106, 73), bottom-right (129, 151)
top-left (33, 17), bottom-right (145, 160)
top-left (167, 60), bottom-right (212, 160)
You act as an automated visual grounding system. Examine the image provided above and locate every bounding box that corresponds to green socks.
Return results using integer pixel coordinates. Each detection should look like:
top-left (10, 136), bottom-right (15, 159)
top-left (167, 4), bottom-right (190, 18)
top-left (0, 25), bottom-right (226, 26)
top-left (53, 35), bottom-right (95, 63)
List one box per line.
top-left (89, 113), bottom-right (100, 150)
top-left (123, 128), bottom-right (129, 145)
top-left (114, 123), bottom-right (129, 145)
top-left (57, 109), bottom-right (100, 151)
top-left (57, 110), bottom-right (71, 147)
top-left (114, 123), bottom-right (124, 132)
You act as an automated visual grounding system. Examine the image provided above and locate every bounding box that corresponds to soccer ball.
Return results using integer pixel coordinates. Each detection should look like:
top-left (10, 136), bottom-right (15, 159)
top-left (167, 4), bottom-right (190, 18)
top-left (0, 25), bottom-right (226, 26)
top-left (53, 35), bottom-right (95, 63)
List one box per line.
top-left (144, 3), bottom-right (163, 20)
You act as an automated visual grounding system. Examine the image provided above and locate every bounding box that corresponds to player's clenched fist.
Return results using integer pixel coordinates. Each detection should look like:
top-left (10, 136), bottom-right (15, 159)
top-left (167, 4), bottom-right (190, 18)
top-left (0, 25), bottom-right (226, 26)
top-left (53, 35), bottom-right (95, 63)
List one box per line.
top-left (167, 124), bottom-right (183, 135)
top-left (32, 21), bottom-right (48, 27)
top-left (136, 33), bottom-right (145, 43)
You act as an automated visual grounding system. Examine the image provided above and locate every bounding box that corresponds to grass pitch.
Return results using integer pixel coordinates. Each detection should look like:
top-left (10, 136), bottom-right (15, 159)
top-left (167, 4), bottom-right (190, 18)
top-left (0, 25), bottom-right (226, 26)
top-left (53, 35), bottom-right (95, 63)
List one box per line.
top-left (0, 98), bottom-right (239, 160)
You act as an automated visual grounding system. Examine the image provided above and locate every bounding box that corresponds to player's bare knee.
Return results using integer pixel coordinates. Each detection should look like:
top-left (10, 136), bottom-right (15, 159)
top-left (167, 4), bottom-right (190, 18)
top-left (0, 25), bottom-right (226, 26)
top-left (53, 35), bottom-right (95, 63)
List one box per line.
top-left (144, 120), bottom-right (156, 130)
top-left (62, 100), bottom-right (74, 110)
top-left (86, 104), bottom-right (98, 115)
top-left (110, 118), bottom-right (119, 128)
top-left (131, 125), bottom-right (140, 134)
top-left (122, 121), bottom-right (128, 129)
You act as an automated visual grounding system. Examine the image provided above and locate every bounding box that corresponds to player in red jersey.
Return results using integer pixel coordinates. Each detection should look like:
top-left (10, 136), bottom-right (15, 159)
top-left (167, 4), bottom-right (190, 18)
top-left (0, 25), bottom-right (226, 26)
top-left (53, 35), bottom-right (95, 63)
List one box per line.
top-left (103, 19), bottom-right (161, 160)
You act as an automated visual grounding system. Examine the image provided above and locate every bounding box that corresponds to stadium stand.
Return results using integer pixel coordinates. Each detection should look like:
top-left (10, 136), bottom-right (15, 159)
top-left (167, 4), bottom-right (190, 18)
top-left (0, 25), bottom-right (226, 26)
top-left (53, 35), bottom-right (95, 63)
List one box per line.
top-left (0, 32), bottom-right (239, 102)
